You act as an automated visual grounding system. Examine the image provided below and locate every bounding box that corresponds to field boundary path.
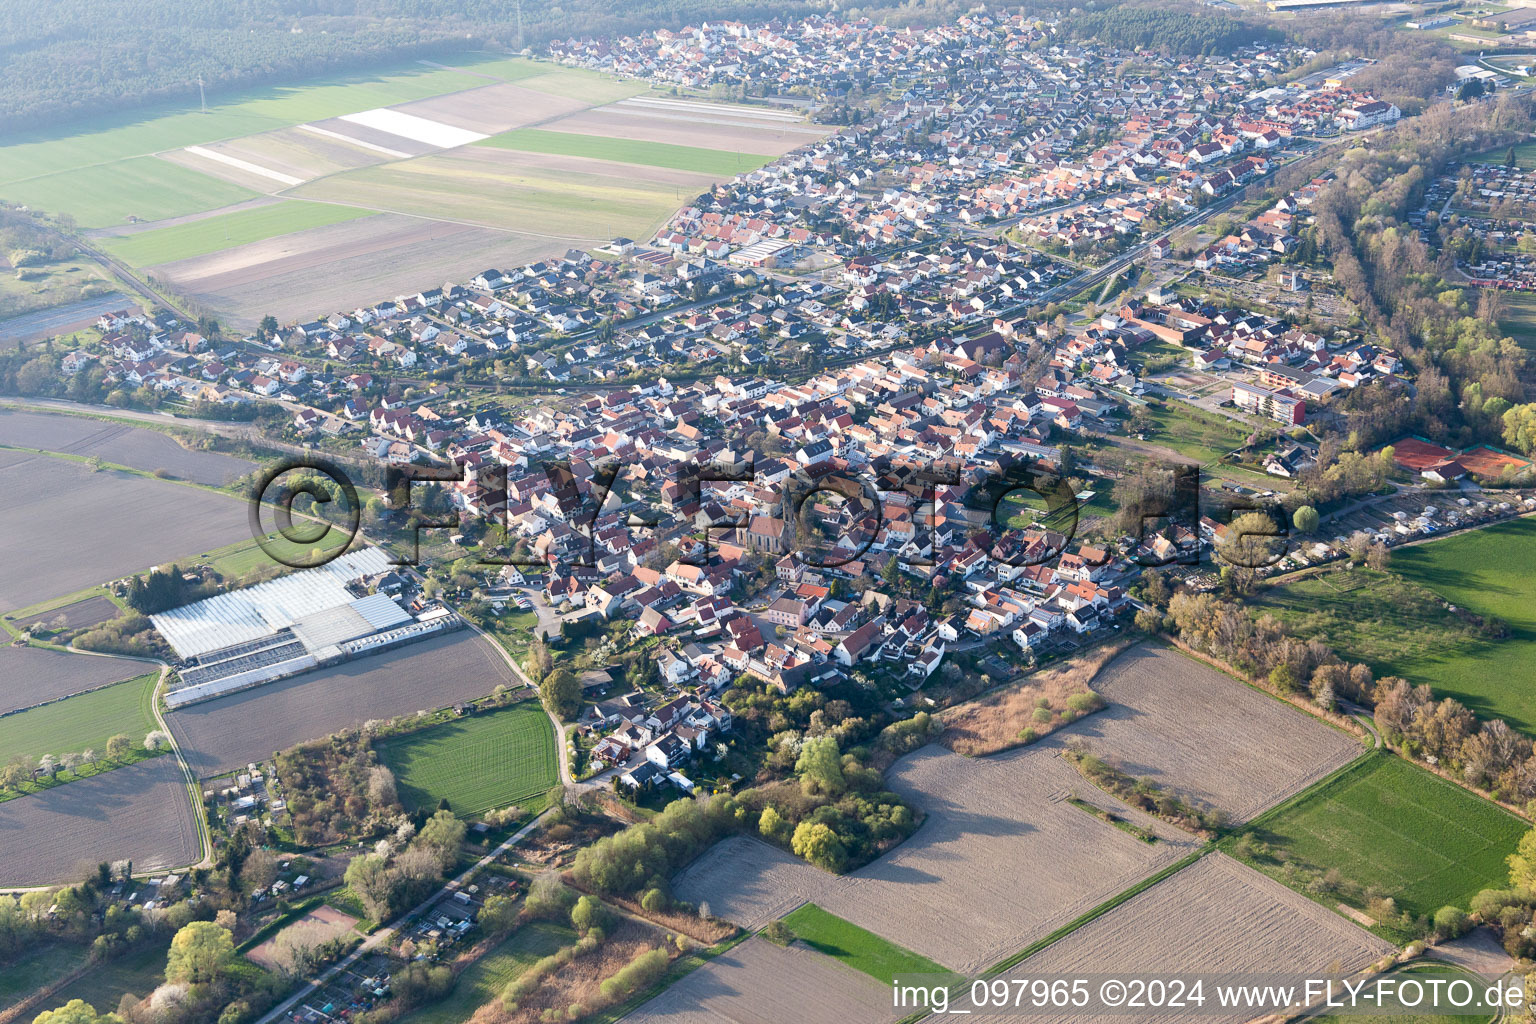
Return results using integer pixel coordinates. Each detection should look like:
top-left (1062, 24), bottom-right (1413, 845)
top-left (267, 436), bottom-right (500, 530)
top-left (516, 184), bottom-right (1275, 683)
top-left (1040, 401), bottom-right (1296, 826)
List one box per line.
top-left (251, 809), bottom-right (552, 1024)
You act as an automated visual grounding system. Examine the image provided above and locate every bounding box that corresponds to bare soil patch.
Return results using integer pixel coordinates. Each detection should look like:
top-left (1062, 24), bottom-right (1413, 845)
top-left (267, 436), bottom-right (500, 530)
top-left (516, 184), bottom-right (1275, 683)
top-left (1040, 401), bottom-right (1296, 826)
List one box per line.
top-left (245, 906), bottom-right (359, 970)
top-left (391, 83), bottom-right (592, 135)
top-left (0, 408), bottom-right (254, 484)
top-left (0, 646), bottom-right (141, 715)
top-left (0, 450), bottom-right (250, 612)
top-left (304, 117), bottom-right (438, 157)
top-left (940, 641), bottom-right (1129, 756)
top-left (153, 214), bottom-right (574, 329)
top-left (622, 935), bottom-right (903, 1024)
top-left (0, 757), bottom-right (199, 886)
top-left (1044, 644), bottom-right (1361, 823)
top-left (166, 630), bottom-right (517, 777)
top-left (976, 854), bottom-right (1392, 1024)
top-left (673, 836), bottom-right (825, 931)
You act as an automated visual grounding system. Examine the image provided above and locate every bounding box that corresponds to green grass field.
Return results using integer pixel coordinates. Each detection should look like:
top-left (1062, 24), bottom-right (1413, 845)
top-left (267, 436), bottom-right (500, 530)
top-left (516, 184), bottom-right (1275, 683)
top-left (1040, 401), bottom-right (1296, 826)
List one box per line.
top-left (480, 128), bottom-right (773, 176)
top-left (376, 701), bottom-right (558, 818)
top-left (1253, 569), bottom-right (1479, 682)
top-left (1142, 400), bottom-right (1251, 464)
top-left (0, 672), bottom-right (159, 764)
top-left (1237, 753), bottom-right (1525, 923)
top-left (3, 156), bottom-right (260, 229)
top-left (1389, 517), bottom-right (1536, 731)
top-left (1497, 289), bottom-right (1536, 351)
top-left (779, 904), bottom-right (956, 984)
top-left (397, 921), bottom-right (574, 1024)
top-left (50, 937), bottom-right (170, 1012)
top-left (0, 944), bottom-right (90, 1012)
top-left (102, 201), bottom-right (377, 266)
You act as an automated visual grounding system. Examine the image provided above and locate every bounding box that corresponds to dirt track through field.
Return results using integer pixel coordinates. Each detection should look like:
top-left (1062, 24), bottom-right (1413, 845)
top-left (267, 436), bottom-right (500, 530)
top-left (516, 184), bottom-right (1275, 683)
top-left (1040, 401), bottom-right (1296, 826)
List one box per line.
top-left (0, 757), bottom-right (199, 886)
top-left (973, 853), bottom-right (1393, 1024)
top-left (622, 936), bottom-right (904, 1024)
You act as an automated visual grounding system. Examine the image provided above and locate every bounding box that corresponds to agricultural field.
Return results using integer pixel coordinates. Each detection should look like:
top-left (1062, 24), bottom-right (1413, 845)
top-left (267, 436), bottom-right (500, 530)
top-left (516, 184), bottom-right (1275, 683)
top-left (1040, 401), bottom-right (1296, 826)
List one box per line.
top-left (0, 756), bottom-right (200, 886)
top-left (0, 58), bottom-right (533, 226)
top-left (779, 903), bottom-right (953, 984)
top-left (0, 409), bottom-right (255, 485)
top-left (1387, 518), bottom-right (1536, 731)
top-left (479, 128), bottom-right (774, 177)
top-left (0, 645), bottom-right (143, 715)
top-left (375, 700), bottom-right (558, 818)
top-left (1252, 568), bottom-right (1480, 688)
top-left (621, 935), bottom-right (906, 1024)
top-left (677, 744), bottom-right (1196, 975)
top-left (289, 149), bottom-right (706, 242)
top-left (1054, 644), bottom-right (1363, 822)
top-left (0, 448), bottom-right (251, 611)
top-left (0, 671), bottom-right (159, 766)
top-left (973, 854), bottom-right (1392, 1024)
top-left (1234, 752), bottom-right (1526, 923)
top-left (672, 835), bottom-right (829, 931)
top-left (99, 201), bottom-right (377, 266)
top-left (1310, 961), bottom-right (1495, 1024)
top-left (397, 921), bottom-right (574, 1024)
top-left (145, 213), bottom-right (562, 330)
top-left (165, 630), bottom-right (518, 777)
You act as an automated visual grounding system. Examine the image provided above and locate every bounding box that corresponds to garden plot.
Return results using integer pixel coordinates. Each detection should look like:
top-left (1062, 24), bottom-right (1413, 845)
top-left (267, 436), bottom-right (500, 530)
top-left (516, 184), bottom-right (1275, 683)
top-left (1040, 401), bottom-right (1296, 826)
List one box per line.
top-left (1046, 644), bottom-right (1361, 822)
top-left (246, 906), bottom-right (359, 971)
top-left (165, 630), bottom-right (516, 777)
top-left (676, 745), bottom-right (1196, 976)
top-left (0, 408), bottom-right (254, 484)
top-left (0, 450), bottom-right (250, 611)
top-left (973, 854), bottom-right (1393, 1024)
top-left (0, 646), bottom-right (142, 715)
top-left (0, 757), bottom-right (199, 886)
top-left (622, 936), bottom-right (904, 1024)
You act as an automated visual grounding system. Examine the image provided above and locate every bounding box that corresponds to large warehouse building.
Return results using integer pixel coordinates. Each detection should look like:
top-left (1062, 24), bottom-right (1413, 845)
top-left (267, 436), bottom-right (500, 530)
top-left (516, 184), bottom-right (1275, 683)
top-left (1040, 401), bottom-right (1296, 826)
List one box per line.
top-left (154, 547), bottom-right (458, 707)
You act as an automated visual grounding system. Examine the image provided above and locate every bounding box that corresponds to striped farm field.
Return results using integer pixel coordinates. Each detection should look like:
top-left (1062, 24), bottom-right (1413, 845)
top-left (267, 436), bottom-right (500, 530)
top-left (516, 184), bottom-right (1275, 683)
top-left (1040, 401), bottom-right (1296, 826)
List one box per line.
top-left (376, 699), bottom-right (558, 818)
top-left (1236, 752), bottom-right (1525, 924)
top-left (102, 201), bottom-right (378, 266)
top-left (0, 671), bottom-right (160, 765)
top-left (479, 128), bottom-right (770, 176)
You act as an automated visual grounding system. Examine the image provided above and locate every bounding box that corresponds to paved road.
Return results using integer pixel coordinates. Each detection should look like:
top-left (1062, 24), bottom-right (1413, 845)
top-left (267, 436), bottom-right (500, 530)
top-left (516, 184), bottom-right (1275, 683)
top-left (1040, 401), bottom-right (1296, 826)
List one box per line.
top-left (0, 292), bottom-right (130, 346)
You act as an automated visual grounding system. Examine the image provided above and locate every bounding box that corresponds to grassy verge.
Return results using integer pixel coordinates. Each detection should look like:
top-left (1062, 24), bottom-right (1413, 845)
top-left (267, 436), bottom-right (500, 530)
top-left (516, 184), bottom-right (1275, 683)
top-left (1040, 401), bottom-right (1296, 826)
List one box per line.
top-left (1066, 796), bottom-right (1158, 843)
